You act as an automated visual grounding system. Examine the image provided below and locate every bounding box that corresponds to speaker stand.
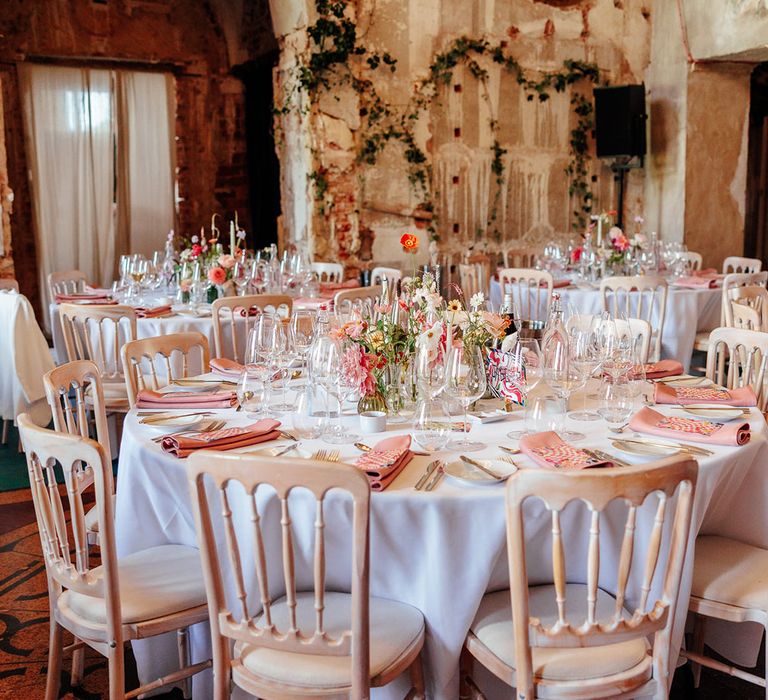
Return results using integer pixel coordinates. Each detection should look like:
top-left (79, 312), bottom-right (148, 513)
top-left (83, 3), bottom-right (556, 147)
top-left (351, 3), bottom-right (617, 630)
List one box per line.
top-left (608, 155), bottom-right (643, 229)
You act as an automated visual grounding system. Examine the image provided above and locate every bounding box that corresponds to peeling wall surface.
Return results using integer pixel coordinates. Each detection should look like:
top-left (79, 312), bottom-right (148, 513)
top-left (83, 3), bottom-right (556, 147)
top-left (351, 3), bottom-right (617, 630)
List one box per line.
top-left (273, 0), bottom-right (653, 271)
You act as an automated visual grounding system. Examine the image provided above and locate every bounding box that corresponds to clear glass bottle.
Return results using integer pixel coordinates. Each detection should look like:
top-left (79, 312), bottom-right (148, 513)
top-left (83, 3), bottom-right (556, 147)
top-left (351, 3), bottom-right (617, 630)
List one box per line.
top-left (542, 293), bottom-right (568, 371)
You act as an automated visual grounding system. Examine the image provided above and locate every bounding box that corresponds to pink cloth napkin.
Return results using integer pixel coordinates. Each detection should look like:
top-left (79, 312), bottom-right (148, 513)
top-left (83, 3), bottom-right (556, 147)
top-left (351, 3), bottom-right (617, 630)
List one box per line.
top-left (629, 406), bottom-right (750, 446)
top-left (692, 269), bottom-right (721, 278)
top-left (672, 276), bottom-right (718, 289)
top-left (354, 435), bottom-right (413, 491)
top-left (654, 383), bottom-right (757, 407)
top-left (161, 419), bottom-right (281, 458)
top-left (294, 297), bottom-right (333, 311)
top-left (520, 431), bottom-right (614, 470)
top-left (210, 357), bottom-right (245, 377)
top-left (320, 279), bottom-right (360, 294)
top-left (56, 293), bottom-right (114, 303)
top-left (134, 305), bottom-right (173, 318)
top-left (553, 279), bottom-right (571, 289)
top-left (136, 388), bottom-right (238, 409)
top-left (634, 359), bottom-right (684, 379)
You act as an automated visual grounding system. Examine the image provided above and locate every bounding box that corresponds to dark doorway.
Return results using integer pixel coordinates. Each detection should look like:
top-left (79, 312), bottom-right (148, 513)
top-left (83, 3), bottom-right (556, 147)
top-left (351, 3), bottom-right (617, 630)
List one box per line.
top-left (744, 63), bottom-right (768, 265)
top-left (233, 51), bottom-right (281, 250)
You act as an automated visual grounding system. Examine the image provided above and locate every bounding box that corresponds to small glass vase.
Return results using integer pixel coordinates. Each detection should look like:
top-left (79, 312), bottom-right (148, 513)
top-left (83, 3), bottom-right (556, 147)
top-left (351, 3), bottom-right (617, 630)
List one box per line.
top-left (384, 364), bottom-right (407, 423)
top-left (357, 388), bottom-right (387, 414)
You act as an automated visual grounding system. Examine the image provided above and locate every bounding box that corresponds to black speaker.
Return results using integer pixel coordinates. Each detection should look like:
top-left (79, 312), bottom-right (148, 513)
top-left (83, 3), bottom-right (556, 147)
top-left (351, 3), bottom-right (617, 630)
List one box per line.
top-left (594, 84), bottom-right (647, 159)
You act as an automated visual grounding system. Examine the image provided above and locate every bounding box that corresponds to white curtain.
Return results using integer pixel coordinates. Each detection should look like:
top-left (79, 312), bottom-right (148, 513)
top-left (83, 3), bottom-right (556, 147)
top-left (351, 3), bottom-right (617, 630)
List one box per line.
top-left (20, 64), bottom-right (176, 315)
top-left (20, 64), bottom-right (116, 308)
top-left (117, 71), bottom-right (175, 259)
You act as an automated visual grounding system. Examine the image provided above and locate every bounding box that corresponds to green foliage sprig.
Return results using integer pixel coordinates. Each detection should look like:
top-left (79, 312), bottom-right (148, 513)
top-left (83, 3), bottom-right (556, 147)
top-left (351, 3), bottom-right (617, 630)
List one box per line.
top-left (276, 2), bottom-right (602, 242)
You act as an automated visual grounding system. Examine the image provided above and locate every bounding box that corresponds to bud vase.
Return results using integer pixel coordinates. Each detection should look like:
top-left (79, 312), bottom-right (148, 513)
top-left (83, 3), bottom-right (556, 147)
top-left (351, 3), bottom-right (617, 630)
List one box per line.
top-left (357, 387), bottom-right (387, 414)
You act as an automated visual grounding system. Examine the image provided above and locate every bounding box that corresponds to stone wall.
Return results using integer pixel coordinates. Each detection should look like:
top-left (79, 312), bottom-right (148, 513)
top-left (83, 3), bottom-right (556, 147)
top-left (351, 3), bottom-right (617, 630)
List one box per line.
top-left (0, 0), bottom-right (275, 312)
top-left (272, 0), bottom-right (652, 273)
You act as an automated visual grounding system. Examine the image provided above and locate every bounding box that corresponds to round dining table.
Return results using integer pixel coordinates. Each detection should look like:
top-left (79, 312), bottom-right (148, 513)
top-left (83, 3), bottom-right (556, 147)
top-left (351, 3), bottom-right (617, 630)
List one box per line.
top-left (114, 380), bottom-right (768, 699)
top-left (489, 279), bottom-right (721, 372)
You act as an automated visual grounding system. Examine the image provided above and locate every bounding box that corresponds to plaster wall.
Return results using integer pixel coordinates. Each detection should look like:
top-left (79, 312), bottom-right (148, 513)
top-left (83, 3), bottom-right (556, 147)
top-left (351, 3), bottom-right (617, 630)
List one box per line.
top-left (273, 0), bottom-right (653, 274)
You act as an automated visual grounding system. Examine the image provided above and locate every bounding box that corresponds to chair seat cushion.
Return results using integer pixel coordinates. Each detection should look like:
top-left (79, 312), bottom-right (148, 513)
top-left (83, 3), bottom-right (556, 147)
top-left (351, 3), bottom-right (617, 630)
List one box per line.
top-left (237, 591), bottom-right (424, 689)
top-left (693, 330), bottom-right (713, 351)
top-left (470, 585), bottom-right (650, 682)
top-left (61, 544), bottom-right (206, 624)
top-left (84, 493), bottom-right (116, 534)
top-left (692, 535), bottom-right (768, 610)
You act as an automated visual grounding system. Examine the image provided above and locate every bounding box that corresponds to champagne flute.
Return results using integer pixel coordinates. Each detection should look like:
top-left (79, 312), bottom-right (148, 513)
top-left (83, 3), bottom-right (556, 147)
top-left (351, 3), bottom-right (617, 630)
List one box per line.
top-left (444, 344), bottom-right (487, 451)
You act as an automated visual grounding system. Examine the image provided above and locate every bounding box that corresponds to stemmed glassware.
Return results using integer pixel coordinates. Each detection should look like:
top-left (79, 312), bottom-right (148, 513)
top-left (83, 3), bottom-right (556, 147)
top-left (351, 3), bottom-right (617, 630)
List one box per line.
top-left (271, 322), bottom-right (299, 413)
top-left (506, 337), bottom-right (543, 440)
top-left (128, 256), bottom-right (148, 304)
top-left (237, 367), bottom-right (271, 419)
top-left (232, 259), bottom-right (252, 296)
top-left (567, 325), bottom-right (601, 421)
top-left (544, 343), bottom-right (587, 442)
top-left (290, 311), bottom-right (317, 366)
top-left (444, 344), bottom-right (487, 452)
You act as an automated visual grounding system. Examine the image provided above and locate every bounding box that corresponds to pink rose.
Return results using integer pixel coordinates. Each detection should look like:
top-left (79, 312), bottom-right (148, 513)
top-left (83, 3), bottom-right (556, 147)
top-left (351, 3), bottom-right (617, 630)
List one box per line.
top-left (207, 266), bottom-right (227, 285)
top-left (218, 254), bottom-right (236, 269)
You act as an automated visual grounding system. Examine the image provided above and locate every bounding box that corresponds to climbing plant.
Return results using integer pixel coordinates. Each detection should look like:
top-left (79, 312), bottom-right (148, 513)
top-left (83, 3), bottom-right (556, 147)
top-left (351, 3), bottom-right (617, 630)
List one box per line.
top-left (275, 1), bottom-right (602, 240)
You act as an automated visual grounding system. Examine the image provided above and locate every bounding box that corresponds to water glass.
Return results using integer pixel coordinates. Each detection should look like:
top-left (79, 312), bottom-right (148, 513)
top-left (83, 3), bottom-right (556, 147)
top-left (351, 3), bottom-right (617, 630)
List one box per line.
top-left (597, 378), bottom-right (634, 430)
top-left (237, 368), bottom-right (271, 419)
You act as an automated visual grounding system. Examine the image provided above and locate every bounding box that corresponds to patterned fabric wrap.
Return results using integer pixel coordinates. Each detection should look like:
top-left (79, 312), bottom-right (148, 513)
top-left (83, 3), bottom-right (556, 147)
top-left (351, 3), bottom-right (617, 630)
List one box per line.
top-left (356, 449), bottom-right (409, 474)
top-left (532, 444), bottom-right (603, 470)
top-left (485, 348), bottom-right (525, 405)
top-left (674, 387), bottom-right (732, 402)
top-left (656, 416), bottom-right (723, 436)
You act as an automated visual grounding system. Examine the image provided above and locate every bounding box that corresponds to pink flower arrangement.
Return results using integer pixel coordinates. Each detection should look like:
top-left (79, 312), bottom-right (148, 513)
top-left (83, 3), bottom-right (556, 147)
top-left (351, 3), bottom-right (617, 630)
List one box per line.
top-left (218, 254), bottom-right (236, 269)
top-left (207, 266), bottom-right (227, 285)
top-left (341, 345), bottom-right (376, 396)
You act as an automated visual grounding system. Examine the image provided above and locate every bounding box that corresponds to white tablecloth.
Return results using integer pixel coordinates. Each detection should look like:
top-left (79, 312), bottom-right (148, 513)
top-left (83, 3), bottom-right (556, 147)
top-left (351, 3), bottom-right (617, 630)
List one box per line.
top-left (489, 281), bottom-right (721, 372)
top-left (115, 384), bottom-right (768, 699)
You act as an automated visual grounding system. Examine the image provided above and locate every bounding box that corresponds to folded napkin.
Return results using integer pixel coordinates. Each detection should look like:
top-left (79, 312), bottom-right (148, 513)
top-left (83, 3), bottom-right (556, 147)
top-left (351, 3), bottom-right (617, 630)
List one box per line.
top-left (210, 357), bottom-right (245, 377)
top-left (161, 419), bottom-right (281, 458)
top-left (553, 279), bottom-right (572, 289)
top-left (136, 388), bottom-right (238, 409)
top-left (520, 431), bottom-right (613, 470)
top-left (134, 305), bottom-right (173, 318)
top-left (353, 435), bottom-right (413, 491)
top-left (692, 268), bottom-right (721, 278)
top-left (294, 297), bottom-right (333, 311)
top-left (55, 293), bottom-right (113, 303)
top-left (654, 383), bottom-right (757, 407)
top-left (629, 406), bottom-right (750, 446)
top-left (634, 359), bottom-right (684, 379)
top-left (672, 276), bottom-right (718, 289)
top-left (319, 279), bottom-right (360, 294)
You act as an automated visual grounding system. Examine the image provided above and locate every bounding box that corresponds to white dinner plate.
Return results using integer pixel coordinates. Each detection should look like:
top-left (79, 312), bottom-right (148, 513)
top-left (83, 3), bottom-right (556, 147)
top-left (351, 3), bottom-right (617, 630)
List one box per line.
top-left (444, 459), bottom-right (517, 485)
top-left (141, 415), bottom-right (204, 433)
top-left (681, 404), bottom-right (747, 421)
top-left (609, 439), bottom-right (682, 457)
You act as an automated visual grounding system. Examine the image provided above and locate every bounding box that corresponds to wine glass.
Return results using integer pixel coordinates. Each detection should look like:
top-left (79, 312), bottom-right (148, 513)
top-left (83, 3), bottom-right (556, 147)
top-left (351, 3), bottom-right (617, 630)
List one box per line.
top-left (412, 398), bottom-right (450, 452)
top-left (129, 256), bottom-right (148, 304)
top-left (233, 259), bottom-right (252, 296)
top-left (567, 326), bottom-right (601, 421)
top-left (293, 383), bottom-right (324, 439)
top-left (543, 332), bottom-right (586, 441)
top-left (237, 367), bottom-right (271, 419)
top-left (271, 322), bottom-right (299, 413)
top-left (308, 334), bottom-right (342, 437)
top-left (444, 344), bottom-right (487, 451)
top-left (245, 314), bottom-right (278, 380)
top-left (291, 311), bottom-right (317, 364)
top-left (325, 371), bottom-right (361, 444)
top-left (597, 375), bottom-right (634, 430)
top-left (415, 338), bottom-right (446, 400)
top-left (506, 337), bottom-right (543, 440)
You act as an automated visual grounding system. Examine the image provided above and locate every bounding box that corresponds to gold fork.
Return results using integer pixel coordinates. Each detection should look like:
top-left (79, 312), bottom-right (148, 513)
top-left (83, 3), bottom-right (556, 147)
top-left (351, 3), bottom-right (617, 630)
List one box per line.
top-left (498, 455), bottom-right (518, 467)
top-left (326, 450), bottom-right (340, 463)
top-left (311, 449), bottom-right (327, 461)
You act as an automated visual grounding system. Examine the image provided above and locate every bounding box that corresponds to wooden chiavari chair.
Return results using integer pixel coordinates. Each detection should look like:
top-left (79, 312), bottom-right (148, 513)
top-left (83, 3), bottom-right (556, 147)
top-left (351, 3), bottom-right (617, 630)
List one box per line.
top-left (723, 256), bottom-right (762, 274)
top-left (18, 414), bottom-right (211, 700)
top-left (462, 457), bottom-right (698, 699)
top-left (311, 262), bottom-right (344, 283)
top-left (370, 266), bottom-right (402, 287)
top-left (600, 275), bottom-right (668, 362)
top-left (59, 304), bottom-right (137, 413)
top-left (186, 450), bottom-right (426, 699)
top-left (212, 294), bottom-right (292, 362)
top-left (48, 270), bottom-right (88, 300)
top-left (498, 268), bottom-right (554, 323)
top-left (121, 332), bottom-right (210, 407)
top-left (334, 285), bottom-right (382, 321)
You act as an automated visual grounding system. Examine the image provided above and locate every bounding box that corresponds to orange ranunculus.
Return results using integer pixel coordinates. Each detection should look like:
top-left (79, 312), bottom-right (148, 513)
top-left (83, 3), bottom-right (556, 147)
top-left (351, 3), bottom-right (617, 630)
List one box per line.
top-left (207, 266), bottom-right (227, 285)
top-left (400, 233), bottom-right (419, 254)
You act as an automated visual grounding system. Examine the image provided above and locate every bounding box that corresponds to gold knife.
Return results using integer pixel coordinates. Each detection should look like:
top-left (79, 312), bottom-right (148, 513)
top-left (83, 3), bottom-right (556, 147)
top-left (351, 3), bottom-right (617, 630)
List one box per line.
top-left (618, 437), bottom-right (713, 456)
top-left (460, 455), bottom-right (504, 480)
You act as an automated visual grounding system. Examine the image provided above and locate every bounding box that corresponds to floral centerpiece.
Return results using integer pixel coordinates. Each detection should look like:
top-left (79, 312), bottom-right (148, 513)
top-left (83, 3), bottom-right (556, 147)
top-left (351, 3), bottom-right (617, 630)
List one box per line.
top-left (333, 233), bottom-right (508, 415)
top-left (173, 213), bottom-right (246, 299)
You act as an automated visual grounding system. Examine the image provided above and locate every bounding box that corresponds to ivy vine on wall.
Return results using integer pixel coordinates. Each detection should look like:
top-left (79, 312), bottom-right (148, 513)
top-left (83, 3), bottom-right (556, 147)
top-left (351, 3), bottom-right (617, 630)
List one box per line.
top-left (275, 1), bottom-right (602, 241)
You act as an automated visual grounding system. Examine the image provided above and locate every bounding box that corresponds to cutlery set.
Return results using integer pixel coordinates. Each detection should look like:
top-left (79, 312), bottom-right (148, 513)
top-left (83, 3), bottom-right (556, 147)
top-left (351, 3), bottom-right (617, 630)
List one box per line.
top-left (414, 460), bottom-right (444, 491)
top-left (150, 419), bottom-right (227, 443)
